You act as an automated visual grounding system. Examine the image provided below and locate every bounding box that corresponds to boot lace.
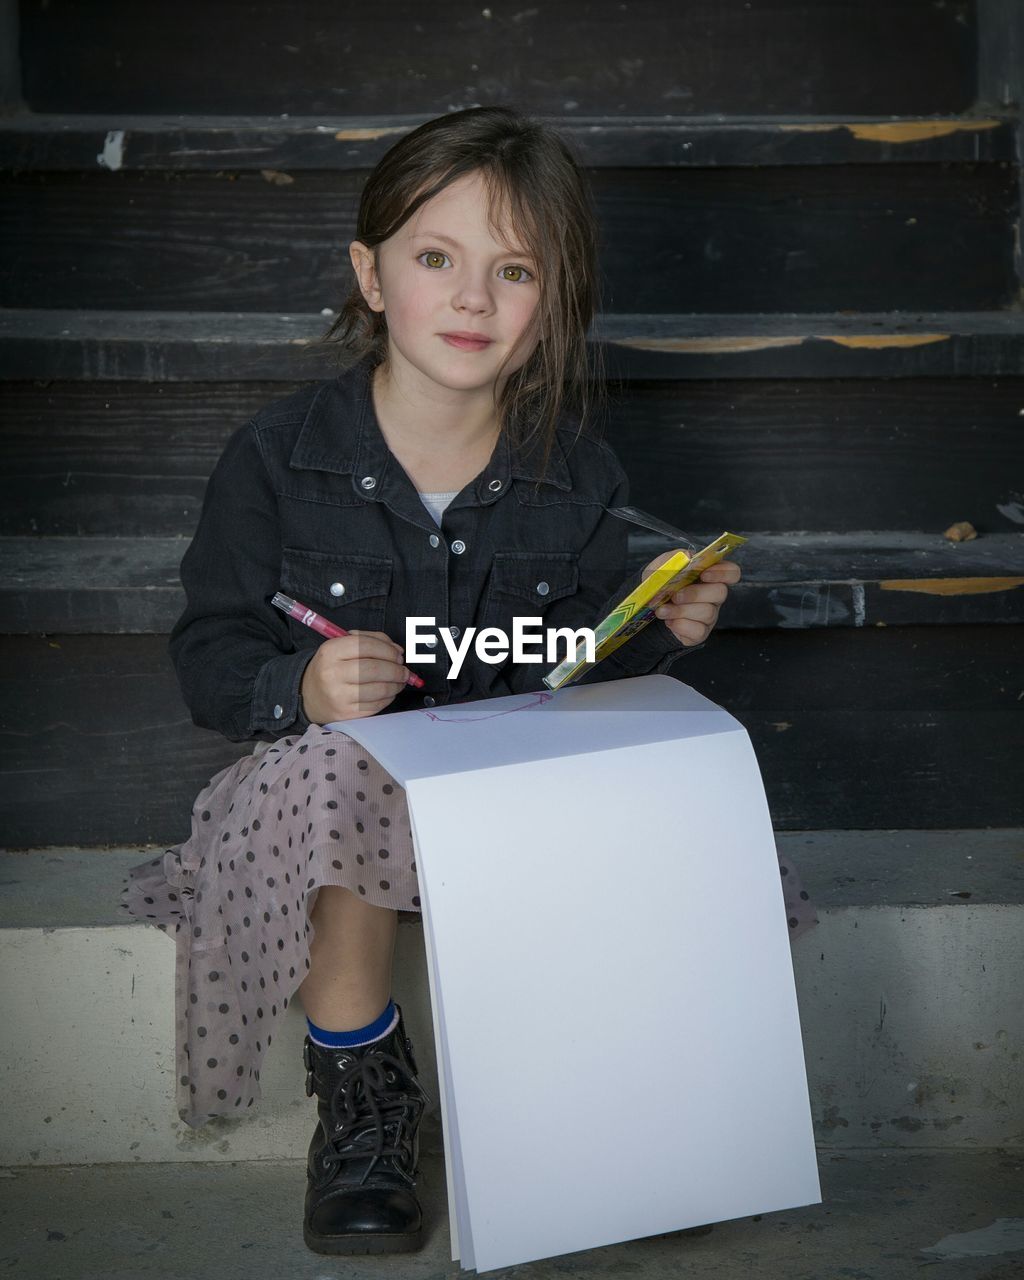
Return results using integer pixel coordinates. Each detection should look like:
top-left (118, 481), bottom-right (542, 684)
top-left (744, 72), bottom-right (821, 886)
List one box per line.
top-left (322, 1050), bottom-right (426, 1186)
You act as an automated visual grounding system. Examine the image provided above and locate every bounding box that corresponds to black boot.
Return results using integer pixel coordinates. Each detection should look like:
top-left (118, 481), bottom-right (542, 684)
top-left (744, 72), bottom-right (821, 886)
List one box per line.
top-left (302, 1003), bottom-right (430, 1255)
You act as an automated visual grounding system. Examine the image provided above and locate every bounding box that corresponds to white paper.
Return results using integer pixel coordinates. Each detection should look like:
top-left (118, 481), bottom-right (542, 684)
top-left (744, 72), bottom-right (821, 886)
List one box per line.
top-left (330, 676), bottom-right (820, 1272)
top-left (411, 806), bottom-right (474, 1266)
top-left (329, 674), bottom-right (736, 782)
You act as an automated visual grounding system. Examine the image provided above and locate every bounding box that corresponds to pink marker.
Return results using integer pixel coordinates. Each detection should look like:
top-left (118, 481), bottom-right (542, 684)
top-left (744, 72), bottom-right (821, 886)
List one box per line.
top-left (271, 591), bottom-right (426, 689)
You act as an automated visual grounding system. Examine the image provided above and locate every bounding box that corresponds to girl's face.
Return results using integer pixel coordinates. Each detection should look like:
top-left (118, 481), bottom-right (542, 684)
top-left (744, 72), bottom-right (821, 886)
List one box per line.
top-left (350, 170), bottom-right (542, 402)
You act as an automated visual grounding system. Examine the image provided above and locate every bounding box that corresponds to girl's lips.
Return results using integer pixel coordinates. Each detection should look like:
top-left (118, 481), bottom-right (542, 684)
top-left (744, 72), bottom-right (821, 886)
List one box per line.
top-left (441, 333), bottom-right (493, 350)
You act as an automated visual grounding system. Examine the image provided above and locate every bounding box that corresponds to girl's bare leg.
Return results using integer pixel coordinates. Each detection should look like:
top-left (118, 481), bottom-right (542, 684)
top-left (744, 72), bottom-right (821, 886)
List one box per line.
top-left (299, 886), bottom-right (398, 1030)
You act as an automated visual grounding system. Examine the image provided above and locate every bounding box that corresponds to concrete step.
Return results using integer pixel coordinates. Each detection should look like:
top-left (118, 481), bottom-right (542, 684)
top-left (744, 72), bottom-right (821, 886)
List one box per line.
top-left (2, 831), bottom-right (1022, 1168)
top-left (0, 1150), bottom-right (1021, 1280)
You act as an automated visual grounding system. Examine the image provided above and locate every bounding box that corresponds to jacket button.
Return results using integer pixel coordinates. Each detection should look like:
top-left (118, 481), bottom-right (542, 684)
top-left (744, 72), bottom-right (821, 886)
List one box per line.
top-left (451, 540), bottom-right (466, 555)
top-left (360, 476), bottom-right (376, 490)
top-left (536, 581), bottom-right (550, 596)
top-left (488, 479), bottom-right (502, 492)
top-left (423, 695), bottom-right (436, 707)
top-left (423, 635), bottom-right (438, 647)
top-left (449, 625), bottom-right (461, 639)
top-left (429, 534), bottom-right (440, 548)
top-left (273, 704), bottom-right (284, 719)
top-left (329, 582), bottom-right (345, 597)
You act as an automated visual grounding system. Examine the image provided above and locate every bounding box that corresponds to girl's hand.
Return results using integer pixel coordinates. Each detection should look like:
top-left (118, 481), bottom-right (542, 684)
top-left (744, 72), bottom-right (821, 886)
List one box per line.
top-left (300, 631), bottom-right (414, 723)
top-left (641, 553), bottom-right (741, 648)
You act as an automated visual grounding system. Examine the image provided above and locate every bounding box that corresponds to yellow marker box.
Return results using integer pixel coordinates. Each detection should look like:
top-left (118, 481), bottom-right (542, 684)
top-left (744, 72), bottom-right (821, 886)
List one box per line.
top-left (542, 531), bottom-right (749, 691)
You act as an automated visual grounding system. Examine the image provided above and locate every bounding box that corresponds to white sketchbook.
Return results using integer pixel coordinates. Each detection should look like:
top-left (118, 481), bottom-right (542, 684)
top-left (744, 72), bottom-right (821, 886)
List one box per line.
top-left (329, 674), bottom-right (820, 1272)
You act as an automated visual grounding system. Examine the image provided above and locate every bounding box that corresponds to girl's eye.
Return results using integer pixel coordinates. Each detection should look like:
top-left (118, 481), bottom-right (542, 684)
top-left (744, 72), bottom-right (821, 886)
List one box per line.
top-left (417, 251), bottom-right (534, 282)
top-left (501, 264), bottom-right (534, 283)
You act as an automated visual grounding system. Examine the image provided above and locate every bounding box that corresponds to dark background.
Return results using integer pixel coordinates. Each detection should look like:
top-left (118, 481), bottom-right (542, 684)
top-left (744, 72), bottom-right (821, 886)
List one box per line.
top-left (1, 0), bottom-right (1022, 844)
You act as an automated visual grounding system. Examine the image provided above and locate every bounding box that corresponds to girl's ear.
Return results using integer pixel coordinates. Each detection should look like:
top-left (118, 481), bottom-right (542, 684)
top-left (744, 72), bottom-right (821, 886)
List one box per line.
top-left (349, 240), bottom-right (385, 312)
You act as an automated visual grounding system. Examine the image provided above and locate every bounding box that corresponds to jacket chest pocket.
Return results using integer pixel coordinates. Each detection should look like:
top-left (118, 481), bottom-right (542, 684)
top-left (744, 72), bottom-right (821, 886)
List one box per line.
top-left (280, 548), bottom-right (393, 634)
top-left (480, 552), bottom-right (579, 630)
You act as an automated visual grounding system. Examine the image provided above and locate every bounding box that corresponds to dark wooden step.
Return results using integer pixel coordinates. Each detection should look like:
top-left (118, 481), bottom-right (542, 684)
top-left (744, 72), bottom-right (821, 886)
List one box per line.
top-left (3, 532), bottom-right (1020, 635)
top-left (5, 374), bottom-right (1022, 538)
top-left (18, 0), bottom-right (980, 117)
top-left (3, 162), bottom-right (1016, 313)
top-left (2, 113), bottom-right (1015, 171)
top-left (4, 310), bottom-right (1024, 383)
top-left (3, 625), bottom-right (1020, 846)
top-left (609, 379), bottom-right (1024, 538)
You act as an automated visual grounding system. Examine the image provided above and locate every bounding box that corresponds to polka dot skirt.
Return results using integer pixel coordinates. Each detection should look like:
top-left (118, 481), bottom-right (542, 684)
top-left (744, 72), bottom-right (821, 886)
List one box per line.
top-left (120, 725), bottom-right (419, 1129)
top-left (121, 723), bottom-right (819, 1129)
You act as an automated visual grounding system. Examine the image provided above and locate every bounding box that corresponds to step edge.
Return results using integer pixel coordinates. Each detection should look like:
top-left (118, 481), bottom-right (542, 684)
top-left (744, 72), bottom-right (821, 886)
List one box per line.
top-left (3, 830), bottom-right (1021, 927)
top-left (1, 111), bottom-right (1015, 170)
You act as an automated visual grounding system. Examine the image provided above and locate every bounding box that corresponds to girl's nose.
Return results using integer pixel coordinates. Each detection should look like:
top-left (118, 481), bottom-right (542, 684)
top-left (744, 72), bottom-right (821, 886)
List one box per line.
top-left (450, 267), bottom-right (494, 313)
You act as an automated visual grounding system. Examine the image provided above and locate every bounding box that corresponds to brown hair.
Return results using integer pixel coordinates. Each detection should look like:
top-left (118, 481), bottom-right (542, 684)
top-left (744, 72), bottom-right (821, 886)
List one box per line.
top-left (320, 105), bottom-right (607, 479)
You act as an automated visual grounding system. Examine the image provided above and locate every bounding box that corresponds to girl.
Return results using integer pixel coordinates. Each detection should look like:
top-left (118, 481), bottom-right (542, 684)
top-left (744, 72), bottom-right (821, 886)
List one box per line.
top-left (122, 105), bottom-right (816, 1257)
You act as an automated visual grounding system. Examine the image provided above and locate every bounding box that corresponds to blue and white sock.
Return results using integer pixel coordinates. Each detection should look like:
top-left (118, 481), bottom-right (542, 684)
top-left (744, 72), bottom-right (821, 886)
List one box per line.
top-left (306, 999), bottom-right (399, 1049)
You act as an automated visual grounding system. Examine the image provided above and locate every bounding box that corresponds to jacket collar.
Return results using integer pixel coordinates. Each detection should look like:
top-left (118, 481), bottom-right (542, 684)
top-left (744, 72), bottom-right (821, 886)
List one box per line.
top-left (289, 353), bottom-right (573, 502)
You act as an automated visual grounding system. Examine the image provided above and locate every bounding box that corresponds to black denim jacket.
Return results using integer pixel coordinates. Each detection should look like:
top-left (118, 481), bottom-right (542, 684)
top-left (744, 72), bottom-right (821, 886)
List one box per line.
top-left (170, 353), bottom-right (688, 742)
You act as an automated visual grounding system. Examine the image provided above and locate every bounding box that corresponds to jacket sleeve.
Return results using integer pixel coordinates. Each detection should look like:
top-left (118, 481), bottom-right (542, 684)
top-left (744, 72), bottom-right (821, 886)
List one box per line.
top-left (486, 450), bottom-right (691, 698)
top-left (168, 421), bottom-right (315, 742)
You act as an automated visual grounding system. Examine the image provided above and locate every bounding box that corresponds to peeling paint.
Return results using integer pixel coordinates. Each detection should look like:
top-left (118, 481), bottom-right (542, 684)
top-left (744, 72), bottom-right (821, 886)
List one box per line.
top-left (616, 332), bottom-right (950, 354)
top-left (847, 120), bottom-right (1001, 143)
top-left (996, 499), bottom-right (1024, 525)
top-left (616, 335), bottom-right (803, 354)
top-left (921, 1218), bottom-right (1024, 1259)
top-left (333, 126), bottom-right (409, 142)
top-left (879, 577), bottom-right (1024, 596)
top-left (96, 130), bottom-right (125, 171)
top-left (852, 582), bottom-right (866, 626)
top-left (780, 120), bottom-right (1002, 143)
top-left (944, 520), bottom-right (978, 543)
top-left (826, 333), bottom-right (949, 350)
top-left (769, 584), bottom-right (848, 627)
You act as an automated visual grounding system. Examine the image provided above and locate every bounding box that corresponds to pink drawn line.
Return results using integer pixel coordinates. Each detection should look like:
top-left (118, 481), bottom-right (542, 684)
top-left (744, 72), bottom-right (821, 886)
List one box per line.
top-left (418, 691), bottom-right (554, 722)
